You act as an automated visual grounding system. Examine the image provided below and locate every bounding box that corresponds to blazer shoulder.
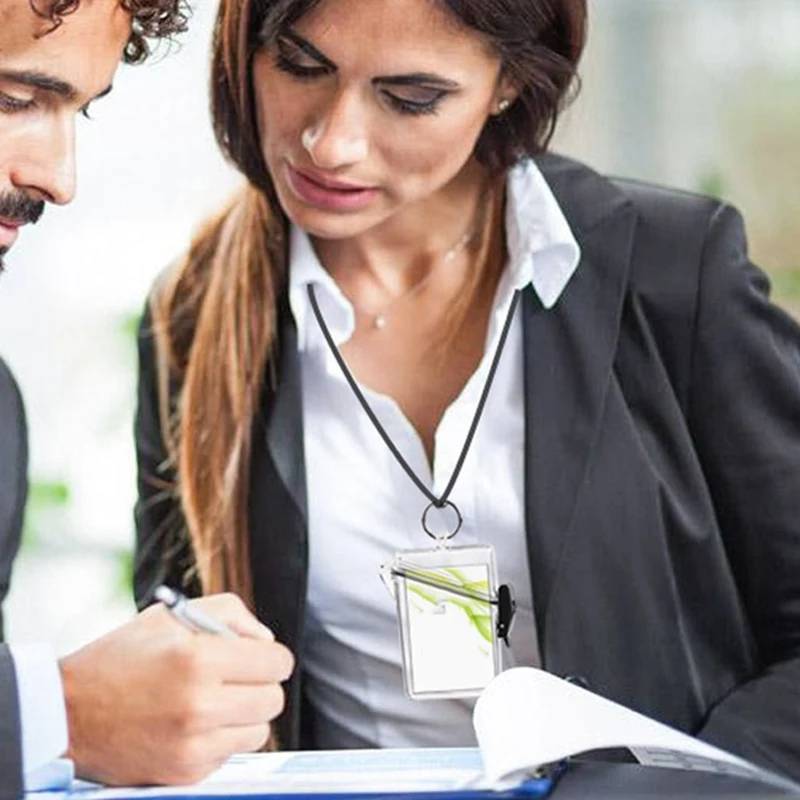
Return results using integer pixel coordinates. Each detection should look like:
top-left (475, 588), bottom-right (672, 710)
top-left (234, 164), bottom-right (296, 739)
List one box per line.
top-left (0, 357), bottom-right (28, 484)
top-left (0, 359), bottom-right (24, 423)
top-left (0, 356), bottom-right (28, 513)
top-left (541, 151), bottom-right (723, 235)
top-left (0, 643), bottom-right (23, 799)
top-left (537, 155), bottom-right (752, 408)
top-left (611, 174), bottom-right (723, 220)
top-left (614, 174), bottom-right (728, 260)
top-left (0, 357), bottom-right (28, 642)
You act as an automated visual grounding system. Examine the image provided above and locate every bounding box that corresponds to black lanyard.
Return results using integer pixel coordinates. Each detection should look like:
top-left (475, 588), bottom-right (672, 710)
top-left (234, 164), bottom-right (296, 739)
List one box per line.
top-left (307, 284), bottom-right (521, 532)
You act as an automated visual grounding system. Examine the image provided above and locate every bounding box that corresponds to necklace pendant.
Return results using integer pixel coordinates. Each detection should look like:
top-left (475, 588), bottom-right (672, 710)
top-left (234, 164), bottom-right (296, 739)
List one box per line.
top-left (374, 315), bottom-right (387, 330)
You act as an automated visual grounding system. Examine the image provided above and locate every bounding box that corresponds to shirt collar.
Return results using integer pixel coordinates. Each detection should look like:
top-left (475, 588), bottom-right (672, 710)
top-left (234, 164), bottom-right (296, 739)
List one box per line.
top-left (289, 224), bottom-right (354, 353)
top-left (289, 158), bottom-right (581, 352)
top-left (504, 158), bottom-right (581, 308)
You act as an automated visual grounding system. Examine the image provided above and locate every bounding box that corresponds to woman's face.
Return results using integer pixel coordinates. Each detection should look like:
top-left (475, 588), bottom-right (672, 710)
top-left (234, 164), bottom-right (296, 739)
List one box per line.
top-left (251, 0), bottom-right (511, 240)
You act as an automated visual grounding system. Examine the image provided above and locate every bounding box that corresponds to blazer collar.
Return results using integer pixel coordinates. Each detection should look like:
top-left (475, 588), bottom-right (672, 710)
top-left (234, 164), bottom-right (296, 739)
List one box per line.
top-left (524, 154), bottom-right (637, 649)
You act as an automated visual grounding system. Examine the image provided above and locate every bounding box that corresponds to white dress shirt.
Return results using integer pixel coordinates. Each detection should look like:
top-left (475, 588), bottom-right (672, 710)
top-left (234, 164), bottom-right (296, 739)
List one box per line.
top-left (9, 643), bottom-right (71, 789)
top-left (289, 159), bottom-right (581, 749)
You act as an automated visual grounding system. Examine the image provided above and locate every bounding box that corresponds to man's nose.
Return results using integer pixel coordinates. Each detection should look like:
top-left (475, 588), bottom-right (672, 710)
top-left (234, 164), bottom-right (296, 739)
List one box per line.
top-left (10, 115), bottom-right (77, 206)
top-left (302, 90), bottom-right (369, 169)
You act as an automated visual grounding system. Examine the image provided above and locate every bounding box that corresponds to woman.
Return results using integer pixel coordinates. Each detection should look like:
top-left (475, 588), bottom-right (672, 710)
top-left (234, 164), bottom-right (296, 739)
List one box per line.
top-left (134, 0), bottom-right (800, 778)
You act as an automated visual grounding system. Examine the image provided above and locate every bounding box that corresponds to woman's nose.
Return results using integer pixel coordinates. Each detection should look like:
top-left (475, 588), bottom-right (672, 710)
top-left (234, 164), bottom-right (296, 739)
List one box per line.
top-left (301, 90), bottom-right (369, 169)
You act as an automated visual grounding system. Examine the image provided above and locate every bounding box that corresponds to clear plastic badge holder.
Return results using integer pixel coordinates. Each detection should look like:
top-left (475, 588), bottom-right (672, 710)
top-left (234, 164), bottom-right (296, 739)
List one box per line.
top-left (380, 503), bottom-right (516, 700)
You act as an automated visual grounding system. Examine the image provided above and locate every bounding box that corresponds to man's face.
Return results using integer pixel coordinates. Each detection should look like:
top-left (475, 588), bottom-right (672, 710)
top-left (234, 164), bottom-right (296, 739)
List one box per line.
top-left (0, 0), bottom-right (131, 268)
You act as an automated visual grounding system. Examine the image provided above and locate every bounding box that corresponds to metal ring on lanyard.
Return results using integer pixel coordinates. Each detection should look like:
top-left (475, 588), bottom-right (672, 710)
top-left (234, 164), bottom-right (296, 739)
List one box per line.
top-left (421, 500), bottom-right (463, 542)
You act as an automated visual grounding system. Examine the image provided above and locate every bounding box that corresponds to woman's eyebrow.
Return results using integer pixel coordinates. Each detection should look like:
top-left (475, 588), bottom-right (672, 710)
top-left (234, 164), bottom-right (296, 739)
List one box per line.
top-left (374, 74), bottom-right (460, 90)
top-left (281, 30), bottom-right (336, 69)
top-left (281, 31), bottom-right (461, 90)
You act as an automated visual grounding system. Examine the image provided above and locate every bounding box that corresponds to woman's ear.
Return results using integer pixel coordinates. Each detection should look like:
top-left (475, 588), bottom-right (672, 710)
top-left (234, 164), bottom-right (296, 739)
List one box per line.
top-left (491, 73), bottom-right (520, 115)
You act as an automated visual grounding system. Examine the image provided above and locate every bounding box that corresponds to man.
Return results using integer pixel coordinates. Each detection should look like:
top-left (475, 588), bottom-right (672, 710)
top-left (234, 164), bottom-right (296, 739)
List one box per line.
top-left (0, 0), bottom-right (294, 797)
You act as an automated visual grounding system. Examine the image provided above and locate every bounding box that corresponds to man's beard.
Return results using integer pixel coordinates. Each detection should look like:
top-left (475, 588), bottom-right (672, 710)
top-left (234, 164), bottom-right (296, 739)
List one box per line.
top-left (0, 190), bottom-right (45, 226)
top-left (0, 191), bottom-right (46, 274)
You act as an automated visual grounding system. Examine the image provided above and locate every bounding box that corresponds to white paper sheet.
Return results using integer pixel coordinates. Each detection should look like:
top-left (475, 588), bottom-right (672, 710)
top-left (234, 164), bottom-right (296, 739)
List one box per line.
top-left (473, 667), bottom-right (796, 792)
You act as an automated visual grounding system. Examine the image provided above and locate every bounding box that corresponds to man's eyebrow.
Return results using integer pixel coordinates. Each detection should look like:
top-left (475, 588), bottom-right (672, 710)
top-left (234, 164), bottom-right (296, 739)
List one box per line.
top-left (0, 69), bottom-right (113, 103)
top-left (279, 32), bottom-right (460, 90)
top-left (0, 69), bottom-right (77, 99)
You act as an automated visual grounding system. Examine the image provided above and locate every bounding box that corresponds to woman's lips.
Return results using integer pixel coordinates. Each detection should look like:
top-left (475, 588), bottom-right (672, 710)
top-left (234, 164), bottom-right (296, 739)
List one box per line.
top-left (285, 164), bottom-right (380, 212)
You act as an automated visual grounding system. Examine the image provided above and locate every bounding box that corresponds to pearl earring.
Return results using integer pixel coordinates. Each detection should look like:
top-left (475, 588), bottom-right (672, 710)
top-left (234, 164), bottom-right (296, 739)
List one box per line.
top-left (497, 98), bottom-right (511, 114)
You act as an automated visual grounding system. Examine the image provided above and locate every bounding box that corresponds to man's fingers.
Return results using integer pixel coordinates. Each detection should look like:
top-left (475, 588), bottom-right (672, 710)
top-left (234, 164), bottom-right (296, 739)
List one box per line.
top-left (201, 683), bottom-right (286, 728)
top-left (147, 723), bottom-right (273, 787)
top-left (208, 723), bottom-right (274, 759)
top-left (197, 636), bottom-right (295, 684)
top-left (187, 593), bottom-right (276, 640)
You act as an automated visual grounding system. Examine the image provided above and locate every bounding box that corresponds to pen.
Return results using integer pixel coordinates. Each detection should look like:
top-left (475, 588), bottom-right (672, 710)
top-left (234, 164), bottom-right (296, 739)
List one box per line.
top-left (154, 584), bottom-right (237, 638)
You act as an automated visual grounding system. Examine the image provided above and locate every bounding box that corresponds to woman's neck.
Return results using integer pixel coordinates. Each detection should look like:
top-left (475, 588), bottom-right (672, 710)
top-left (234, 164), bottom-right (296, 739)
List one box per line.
top-left (312, 161), bottom-right (492, 299)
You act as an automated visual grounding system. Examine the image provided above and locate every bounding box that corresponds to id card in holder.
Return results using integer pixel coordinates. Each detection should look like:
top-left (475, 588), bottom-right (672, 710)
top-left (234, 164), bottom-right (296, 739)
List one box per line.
top-left (382, 544), bottom-right (504, 700)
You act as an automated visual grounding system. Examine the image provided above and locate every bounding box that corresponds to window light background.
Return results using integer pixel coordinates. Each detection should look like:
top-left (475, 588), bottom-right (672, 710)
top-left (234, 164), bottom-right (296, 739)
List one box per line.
top-left (0, 0), bottom-right (798, 653)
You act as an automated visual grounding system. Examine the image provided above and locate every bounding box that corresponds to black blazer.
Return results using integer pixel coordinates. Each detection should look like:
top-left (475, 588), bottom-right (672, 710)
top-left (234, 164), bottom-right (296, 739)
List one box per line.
top-left (0, 357), bottom-right (27, 800)
top-left (0, 357), bottom-right (26, 640)
top-left (134, 154), bottom-right (800, 779)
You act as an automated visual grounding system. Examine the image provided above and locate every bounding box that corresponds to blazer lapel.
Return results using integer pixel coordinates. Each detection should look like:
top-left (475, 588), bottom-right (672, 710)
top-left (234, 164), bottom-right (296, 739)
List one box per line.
top-left (524, 156), bottom-right (637, 653)
top-left (263, 306), bottom-right (308, 523)
top-left (250, 306), bottom-right (309, 748)
top-left (249, 305), bottom-right (308, 636)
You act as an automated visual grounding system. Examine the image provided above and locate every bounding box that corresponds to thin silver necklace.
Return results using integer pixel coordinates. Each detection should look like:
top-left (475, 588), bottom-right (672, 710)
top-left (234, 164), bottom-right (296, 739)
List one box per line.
top-left (348, 225), bottom-right (478, 330)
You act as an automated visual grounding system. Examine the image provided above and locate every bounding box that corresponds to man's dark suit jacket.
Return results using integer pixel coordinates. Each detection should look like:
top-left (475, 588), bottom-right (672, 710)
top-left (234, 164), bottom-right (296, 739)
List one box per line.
top-left (0, 357), bottom-right (27, 800)
top-left (134, 154), bottom-right (800, 780)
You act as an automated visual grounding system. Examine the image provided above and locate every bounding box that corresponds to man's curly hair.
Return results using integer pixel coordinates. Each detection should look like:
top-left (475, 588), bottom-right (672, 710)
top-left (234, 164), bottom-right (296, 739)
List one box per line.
top-left (31, 0), bottom-right (189, 64)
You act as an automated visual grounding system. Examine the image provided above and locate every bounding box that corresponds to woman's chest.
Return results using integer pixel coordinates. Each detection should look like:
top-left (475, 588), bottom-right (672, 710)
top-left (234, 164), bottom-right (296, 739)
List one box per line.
top-left (337, 313), bottom-right (491, 463)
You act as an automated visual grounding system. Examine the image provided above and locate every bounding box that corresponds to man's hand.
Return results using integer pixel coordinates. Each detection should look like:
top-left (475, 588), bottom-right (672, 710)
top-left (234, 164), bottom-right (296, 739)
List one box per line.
top-left (59, 593), bottom-right (294, 786)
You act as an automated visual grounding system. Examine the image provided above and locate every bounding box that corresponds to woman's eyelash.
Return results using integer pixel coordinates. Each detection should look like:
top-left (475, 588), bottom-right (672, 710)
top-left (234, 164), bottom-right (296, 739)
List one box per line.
top-left (274, 53), bottom-right (329, 79)
top-left (383, 92), bottom-right (444, 116)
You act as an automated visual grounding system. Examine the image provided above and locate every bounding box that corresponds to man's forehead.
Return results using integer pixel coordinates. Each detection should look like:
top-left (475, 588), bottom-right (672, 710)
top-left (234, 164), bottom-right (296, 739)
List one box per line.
top-left (0, 0), bottom-right (47, 50)
top-left (0, 0), bottom-right (131, 99)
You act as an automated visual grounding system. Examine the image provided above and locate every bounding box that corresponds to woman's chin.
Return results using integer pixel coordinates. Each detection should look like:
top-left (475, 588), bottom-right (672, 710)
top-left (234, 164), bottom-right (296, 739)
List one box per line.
top-left (281, 201), bottom-right (386, 241)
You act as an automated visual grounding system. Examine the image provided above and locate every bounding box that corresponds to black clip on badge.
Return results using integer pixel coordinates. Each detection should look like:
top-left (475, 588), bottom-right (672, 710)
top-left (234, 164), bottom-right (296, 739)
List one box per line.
top-left (496, 583), bottom-right (516, 647)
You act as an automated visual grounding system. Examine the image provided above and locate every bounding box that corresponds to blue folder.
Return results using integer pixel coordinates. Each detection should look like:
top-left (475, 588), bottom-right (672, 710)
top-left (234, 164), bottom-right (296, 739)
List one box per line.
top-left (28, 748), bottom-right (561, 800)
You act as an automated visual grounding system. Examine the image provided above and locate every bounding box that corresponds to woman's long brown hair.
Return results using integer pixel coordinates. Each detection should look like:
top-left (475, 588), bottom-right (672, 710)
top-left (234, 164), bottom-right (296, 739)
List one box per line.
top-left (149, 0), bottom-right (586, 601)
top-left (152, 187), bottom-right (282, 599)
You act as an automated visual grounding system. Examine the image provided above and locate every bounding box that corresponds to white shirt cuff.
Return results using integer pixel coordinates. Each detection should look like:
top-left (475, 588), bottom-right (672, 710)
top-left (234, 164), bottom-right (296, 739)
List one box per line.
top-left (8, 642), bottom-right (70, 788)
